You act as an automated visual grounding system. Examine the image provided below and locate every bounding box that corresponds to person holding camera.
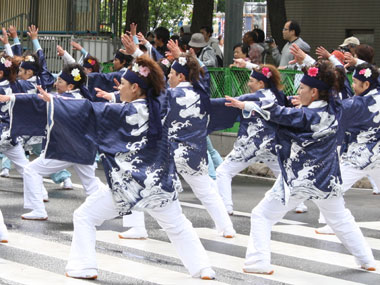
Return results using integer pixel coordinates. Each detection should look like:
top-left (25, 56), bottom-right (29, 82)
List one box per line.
top-left (269, 20), bottom-right (310, 69)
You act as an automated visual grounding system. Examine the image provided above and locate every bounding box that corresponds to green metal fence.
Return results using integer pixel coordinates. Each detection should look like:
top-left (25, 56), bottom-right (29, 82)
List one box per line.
top-left (208, 67), bottom-right (303, 133)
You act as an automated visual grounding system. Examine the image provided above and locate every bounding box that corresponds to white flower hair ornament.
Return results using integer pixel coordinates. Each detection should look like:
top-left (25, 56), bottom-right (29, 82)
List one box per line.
top-left (0, 57), bottom-right (12, 68)
top-left (178, 57), bottom-right (187, 66)
top-left (132, 63), bottom-right (140, 73)
top-left (71, 68), bottom-right (81, 82)
top-left (358, 68), bottom-right (372, 78)
top-left (25, 55), bottom-right (35, 62)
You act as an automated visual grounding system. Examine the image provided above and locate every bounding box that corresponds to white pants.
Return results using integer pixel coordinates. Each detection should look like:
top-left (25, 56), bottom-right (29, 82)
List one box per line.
top-left (66, 185), bottom-right (211, 277)
top-left (23, 156), bottom-right (99, 212)
top-left (319, 163), bottom-right (380, 223)
top-left (0, 208), bottom-right (7, 239)
top-left (246, 193), bottom-right (374, 267)
top-left (2, 144), bottom-right (29, 175)
top-left (216, 159), bottom-right (281, 211)
top-left (124, 173), bottom-right (234, 233)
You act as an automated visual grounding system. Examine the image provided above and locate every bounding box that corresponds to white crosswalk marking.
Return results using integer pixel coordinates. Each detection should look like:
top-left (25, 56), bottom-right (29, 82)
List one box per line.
top-left (272, 224), bottom-right (380, 251)
top-left (0, 259), bottom-right (89, 285)
top-left (1, 232), bottom-right (226, 285)
top-left (68, 230), bottom-right (365, 285)
top-left (357, 221), bottom-right (380, 231)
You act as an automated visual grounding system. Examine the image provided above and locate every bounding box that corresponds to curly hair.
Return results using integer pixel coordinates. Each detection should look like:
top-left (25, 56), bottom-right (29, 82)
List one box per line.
top-left (134, 55), bottom-right (165, 96)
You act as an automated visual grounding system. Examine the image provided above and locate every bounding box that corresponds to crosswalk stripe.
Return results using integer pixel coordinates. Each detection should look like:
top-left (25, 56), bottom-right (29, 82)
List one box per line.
top-left (41, 178), bottom-right (306, 227)
top-left (357, 221), bottom-right (380, 231)
top-left (82, 230), bottom-right (361, 285)
top-left (0, 259), bottom-right (89, 285)
top-left (179, 201), bottom-right (306, 225)
top-left (272, 224), bottom-right (380, 251)
top-left (2, 232), bottom-right (226, 285)
top-left (192, 228), bottom-right (380, 272)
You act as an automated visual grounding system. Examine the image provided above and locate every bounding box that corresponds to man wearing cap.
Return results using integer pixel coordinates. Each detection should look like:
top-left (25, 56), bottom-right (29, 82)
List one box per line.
top-left (189, 33), bottom-right (218, 67)
top-left (339, 36), bottom-right (360, 55)
top-left (269, 20), bottom-right (310, 69)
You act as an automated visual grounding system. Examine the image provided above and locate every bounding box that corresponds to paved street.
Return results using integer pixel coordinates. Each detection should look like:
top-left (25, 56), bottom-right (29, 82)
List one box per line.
top-left (0, 166), bottom-right (379, 285)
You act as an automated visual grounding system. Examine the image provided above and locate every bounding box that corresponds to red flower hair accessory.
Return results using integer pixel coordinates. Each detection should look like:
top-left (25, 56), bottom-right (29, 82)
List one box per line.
top-left (308, 67), bottom-right (318, 77)
top-left (87, 59), bottom-right (96, 66)
top-left (261, 67), bottom-right (272, 78)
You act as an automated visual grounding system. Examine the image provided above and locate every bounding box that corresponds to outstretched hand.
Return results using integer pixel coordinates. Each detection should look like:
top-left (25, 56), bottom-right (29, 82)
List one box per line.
top-left (71, 41), bottom-right (83, 51)
top-left (137, 32), bottom-right (147, 45)
top-left (57, 45), bottom-right (65, 57)
top-left (289, 44), bottom-right (306, 65)
top-left (37, 86), bottom-right (51, 102)
top-left (315, 46), bottom-right (331, 60)
top-left (225, 96), bottom-right (245, 110)
top-left (121, 33), bottom-right (137, 55)
top-left (344, 52), bottom-right (357, 69)
top-left (0, 28), bottom-right (9, 45)
top-left (130, 23), bottom-right (137, 36)
top-left (27, 25), bottom-right (38, 40)
top-left (167, 40), bottom-right (181, 59)
top-left (8, 25), bottom-right (18, 39)
top-left (232, 58), bottom-right (247, 68)
top-left (95, 88), bottom-right (113, 101)
top-left (0, 95), bottom-right (11, 103)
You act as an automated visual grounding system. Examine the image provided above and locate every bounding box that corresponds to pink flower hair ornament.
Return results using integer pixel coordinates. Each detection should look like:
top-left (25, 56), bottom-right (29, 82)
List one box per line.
top-left (308, 67), bottom-right (319, 77)
top-left (359, 68), bottom-right (372, 78)
top-left (139, 66), bottom-right (150, 77)
top-left (261, 67), bottom-right (272, 78)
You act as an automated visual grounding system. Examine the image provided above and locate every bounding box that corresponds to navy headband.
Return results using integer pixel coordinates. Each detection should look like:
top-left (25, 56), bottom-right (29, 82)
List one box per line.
top-left (60, 72), bottom-right (77, 85)
top-left (353, 68), bottom-right (378, 84)
top-left (300, 75), bottom-right (330, 91)
top-left (171, 60), bottom-right (190, 77)
top-left (122, 69), bottom-right (149, 90)
top-left (20, 61), bottom-right (39, 72)
top-left (83, 58), bottom-right (97, 69)
top-left (250, 70), bottom-right (271, 85)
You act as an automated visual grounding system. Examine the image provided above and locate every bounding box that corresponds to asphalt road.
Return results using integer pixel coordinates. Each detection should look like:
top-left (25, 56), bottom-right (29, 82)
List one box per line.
top-left (0, 165), bottom-right (379, 285)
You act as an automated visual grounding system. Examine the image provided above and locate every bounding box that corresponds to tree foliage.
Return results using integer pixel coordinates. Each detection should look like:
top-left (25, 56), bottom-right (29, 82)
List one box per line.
top-left (149, 0), bottom-right (192, 32)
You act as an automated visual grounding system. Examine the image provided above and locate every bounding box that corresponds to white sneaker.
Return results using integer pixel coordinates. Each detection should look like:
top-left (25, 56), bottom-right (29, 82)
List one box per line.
top-left (21, 210), bottom-right (48, 221)
top-left (62, 178), bottom-right (73, 190)
top-left (372, 190), bottom-right (380, 195)
top-left (0, 223), bottom-right (8, 243)
top-left (0, 168), bottom-right (9, 178)
top-left (118, 227), bottom-right (148, 239)
top-left (243, 262), bottom-right (274, 275)
top-left (66, 269), bottom-right (98, 279)
top-left (361, 262), bottom-right (376, 271)
top-left (294, 202), bottom-right (308, 213)
top-left (199, 267), bottom-right (215, 280)
top-left (222, 227), bottom-right (236, 238)
top-left (315, 224), bottom-right (335, 235)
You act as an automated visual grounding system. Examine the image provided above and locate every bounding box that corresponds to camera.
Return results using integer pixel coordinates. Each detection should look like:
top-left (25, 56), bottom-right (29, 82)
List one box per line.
top-left (265, 36), bottom-right (274, 44)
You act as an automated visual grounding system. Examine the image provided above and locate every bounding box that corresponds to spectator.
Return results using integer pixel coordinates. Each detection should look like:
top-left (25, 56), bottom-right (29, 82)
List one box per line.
top-left (200, 25), bottom-right (223, 66)
top-left (339, 36), bottom-right (360, 55)
top-left (243, 31), bottom-right (264, 65)
top-left (269, 20), bottom-right (310, 68)
top-left (188, 33), bottom-right (217, 67)
top-left (154, 27), bottom-right (170, 57)
top-left (355, 44), bottom-right (374, 64)
top-left (218, 34), bottom-right (224, 56)
top-left (230, 43), bottom-right (250, 67)
top-left (146, 31), bottom-right (155, 45)
top-left (253, 28), bottom-right (268, 63)
top-left (179, 25), bottom-right (191, 38)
